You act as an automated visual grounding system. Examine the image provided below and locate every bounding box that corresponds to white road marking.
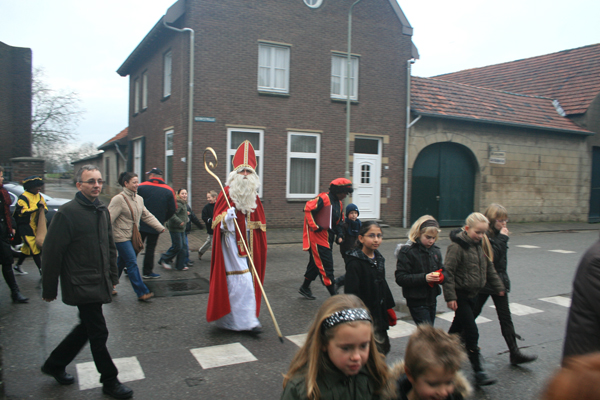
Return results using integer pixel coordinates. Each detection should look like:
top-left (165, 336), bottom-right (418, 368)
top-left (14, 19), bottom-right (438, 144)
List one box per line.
top-left (76, 356), bottom-right (144, 391)
top-left (388, 321), bottom-right (417, 339)
top-left (490, 303), bottom-right (543, 316)
top-left (437, 312), bottom-right (491, 324)
top-left (190, 343), bottom-right (257, 369)
top-left (286, 333), bottom-right (308, 347)
top-left (540, 296), bottom-right (571, 308)
top-left (516, 245), bottom-right (541, 249)
top-left (548, 249), bottom-right (576, 254)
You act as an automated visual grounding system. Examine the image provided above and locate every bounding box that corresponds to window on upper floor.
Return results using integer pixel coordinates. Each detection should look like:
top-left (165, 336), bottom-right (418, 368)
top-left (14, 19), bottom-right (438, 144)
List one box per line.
top-left (164, 51), bottom-right (172, 98)
top-left (134, 78), bottom-right (140, 114)
top-left (258, 43), bottom-right (290, 94)
top-left (331, 54), bottom-right (359, 101)
top-left (142, 71), bottom-right (148, 110)
top-left (132, 138), bottom-right (144, 178)
top-left (287, 132), bottom-right (320, 198)
top-left (165, 129), bottom-right (174, 186)
top-left (227, 128), bottom-right (264, 197)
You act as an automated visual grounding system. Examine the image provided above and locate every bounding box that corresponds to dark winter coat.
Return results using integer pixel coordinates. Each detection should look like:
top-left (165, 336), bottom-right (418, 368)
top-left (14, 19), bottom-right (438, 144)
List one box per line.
top-left (390, 362), bottom-right (471, 400)
top-left (340, 219), bottom-right (361, 259)
top-left (137, 177), bottom-right (176, 234)
top-left (480, 228), bottom-right (510, 294)
top-left (41, 192), bottom-right (118, 306)
top-left (185, 204), bottom-right (203, 234)
top-left (345, 248), bottom-right (395, 332)
top-left (166, 198), bottom-right (188, 233)
top-left (562, 238), bottom-right (600, 360)
top-left (443, 229), bottom-right (504, 302)
top-left (395, 241), bottom-right (445, 307)
top-left (281, 360), bottom-right (396, 400)
top-left (201, 202), bottom-right (215, 235)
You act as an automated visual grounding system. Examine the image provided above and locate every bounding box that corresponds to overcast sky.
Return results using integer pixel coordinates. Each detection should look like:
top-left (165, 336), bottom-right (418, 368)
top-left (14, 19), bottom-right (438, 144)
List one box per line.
top-left (1, 0), bottom-right (599, 147)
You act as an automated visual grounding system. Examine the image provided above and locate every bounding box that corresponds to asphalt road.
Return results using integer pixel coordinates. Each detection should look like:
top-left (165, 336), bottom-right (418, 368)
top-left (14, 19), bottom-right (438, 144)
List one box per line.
top-left (0, 229), bottom-right (596, 399)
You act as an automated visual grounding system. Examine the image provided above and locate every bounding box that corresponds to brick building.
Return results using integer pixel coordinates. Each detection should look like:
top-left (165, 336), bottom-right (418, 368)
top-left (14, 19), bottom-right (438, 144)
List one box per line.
top-left (0, 41), bottom-right (33, 180)
top-left (117, 0), bottom-right (418, 227)
top-left (408, 44), bottom-right (600, 224)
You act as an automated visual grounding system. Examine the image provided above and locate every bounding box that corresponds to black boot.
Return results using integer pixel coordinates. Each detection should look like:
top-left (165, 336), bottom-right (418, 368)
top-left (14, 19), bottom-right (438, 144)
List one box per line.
top-left (505, 334), bottom-right (537, 365)
top-left (11, 290), bottom-right (29, 303)
top-left (3, 265), bottom-right (29, 303)
top-left (102, 379), bottom-right (133, 399)
top-left (325, 283), bottom-right (337, 296)
top-left (468, 348), bottom-right (497, 386)
top-left (298, 279), bottom-right (315, 300)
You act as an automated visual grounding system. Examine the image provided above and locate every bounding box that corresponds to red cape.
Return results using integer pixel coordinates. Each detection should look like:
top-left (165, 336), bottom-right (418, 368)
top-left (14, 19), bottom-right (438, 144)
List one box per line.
top-left (206, 186), bottom-right (267, 322)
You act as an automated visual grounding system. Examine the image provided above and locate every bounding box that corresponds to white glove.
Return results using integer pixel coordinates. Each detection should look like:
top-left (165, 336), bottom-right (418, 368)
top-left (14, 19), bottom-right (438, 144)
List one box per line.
top-left (224, 207), bottom-right (236, 231)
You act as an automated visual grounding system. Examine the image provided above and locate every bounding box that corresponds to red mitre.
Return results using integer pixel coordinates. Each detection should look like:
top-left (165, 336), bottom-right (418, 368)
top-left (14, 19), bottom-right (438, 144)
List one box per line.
top-left (232, 140), bottom-right (257, 172)
top-left (330, 177), bottom-right (352, 187)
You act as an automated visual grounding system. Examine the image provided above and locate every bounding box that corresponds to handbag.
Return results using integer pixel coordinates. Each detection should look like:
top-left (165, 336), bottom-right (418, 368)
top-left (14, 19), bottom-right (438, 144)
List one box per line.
top-left (121, 193), bottom-right (144, 255)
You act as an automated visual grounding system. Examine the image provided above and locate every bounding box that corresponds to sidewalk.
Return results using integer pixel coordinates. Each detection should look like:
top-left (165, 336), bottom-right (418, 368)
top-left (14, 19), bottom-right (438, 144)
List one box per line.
top-left (172, 221), bottom-right (599, 254)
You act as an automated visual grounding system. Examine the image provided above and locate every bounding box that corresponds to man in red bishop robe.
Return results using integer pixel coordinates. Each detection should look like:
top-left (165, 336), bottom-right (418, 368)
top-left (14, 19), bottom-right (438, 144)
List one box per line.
top-left (206, 140), bottom-right (267, 332)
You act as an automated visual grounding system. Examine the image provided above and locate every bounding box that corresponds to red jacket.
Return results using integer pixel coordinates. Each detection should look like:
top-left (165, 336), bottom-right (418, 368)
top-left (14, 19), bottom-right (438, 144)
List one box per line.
top-left (303, 192), bottom-right (344, 250)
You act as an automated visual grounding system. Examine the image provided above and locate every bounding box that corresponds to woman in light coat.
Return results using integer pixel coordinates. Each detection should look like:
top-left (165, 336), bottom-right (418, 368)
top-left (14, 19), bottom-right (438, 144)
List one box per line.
top-left (108, 172), bottom-right (164, 301)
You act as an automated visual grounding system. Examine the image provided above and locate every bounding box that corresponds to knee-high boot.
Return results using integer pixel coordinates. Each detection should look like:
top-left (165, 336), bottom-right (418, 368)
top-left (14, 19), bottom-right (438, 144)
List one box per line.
top-left (468, 348), bottom-right (496, 386)
top-left (505, 334), bottom-right (537, 365)
top-left (2, 264), bottom-right (29, 303)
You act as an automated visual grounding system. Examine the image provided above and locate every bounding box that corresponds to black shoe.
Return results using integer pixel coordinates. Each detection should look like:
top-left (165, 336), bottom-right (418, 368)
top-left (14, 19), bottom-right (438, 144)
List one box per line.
top-left (102, 380), bottom-right (133, 399)
top-left (11, 290), bottom-right (29, 303)
top-left (298, 286), bottom-right (316, 300)
top-left (41, 365), bottom-right (75, 385)
top-left (248, 326), bottom-right (263, 334)
top-left (510, 350), bottom-right (538, 365)
top-left (475, 371), bottom-right (497, 386)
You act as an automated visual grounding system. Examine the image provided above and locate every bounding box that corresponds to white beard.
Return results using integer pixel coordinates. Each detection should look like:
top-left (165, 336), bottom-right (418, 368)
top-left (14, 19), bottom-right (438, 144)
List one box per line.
top-left (227, 170), bottom-right (260, 215)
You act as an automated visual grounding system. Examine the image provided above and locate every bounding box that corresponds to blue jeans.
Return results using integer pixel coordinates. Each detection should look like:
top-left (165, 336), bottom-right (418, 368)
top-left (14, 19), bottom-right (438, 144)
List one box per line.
top-left (408, 304), bottom-right (437, 326)
top-left (116, 241), bottom-right (150, 298)
top-left (160, 231), bottom-right (186, 270)
top-left (184, 233), bottom-right (190, 264)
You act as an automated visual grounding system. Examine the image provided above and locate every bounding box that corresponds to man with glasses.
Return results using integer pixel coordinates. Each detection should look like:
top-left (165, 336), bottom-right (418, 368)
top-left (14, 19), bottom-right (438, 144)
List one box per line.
top-left (40, 165), bottom-right (133, 399)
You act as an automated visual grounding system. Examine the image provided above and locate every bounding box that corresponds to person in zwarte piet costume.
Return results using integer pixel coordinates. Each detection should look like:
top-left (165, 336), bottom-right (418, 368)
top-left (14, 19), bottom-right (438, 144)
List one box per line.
top-left (206, 140), bottom-right (267, 332)
top-left (298, 178), bottom-right (353, 300)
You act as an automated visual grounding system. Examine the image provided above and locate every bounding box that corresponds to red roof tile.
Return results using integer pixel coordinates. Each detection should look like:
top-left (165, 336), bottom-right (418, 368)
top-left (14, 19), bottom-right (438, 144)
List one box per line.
top-left (411, 77), bottom-right (593, 135)
top-left (434, 43), bottom-right (600, 116)
top-left (99, 127), bottom-right (128, 148)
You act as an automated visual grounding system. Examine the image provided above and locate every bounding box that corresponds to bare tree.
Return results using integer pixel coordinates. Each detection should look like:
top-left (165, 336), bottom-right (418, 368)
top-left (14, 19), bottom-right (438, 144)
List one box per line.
top-left (31, 68), bottom-right (85, 156)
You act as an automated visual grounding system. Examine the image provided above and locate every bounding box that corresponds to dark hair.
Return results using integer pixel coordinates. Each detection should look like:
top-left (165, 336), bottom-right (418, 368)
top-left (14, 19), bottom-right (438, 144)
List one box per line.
top-left (118, 172), bottom-right (138, 187)
top-left (177, 188), bottom-right (187, 195)
top-left (356, 221), bottom-right (382, 248)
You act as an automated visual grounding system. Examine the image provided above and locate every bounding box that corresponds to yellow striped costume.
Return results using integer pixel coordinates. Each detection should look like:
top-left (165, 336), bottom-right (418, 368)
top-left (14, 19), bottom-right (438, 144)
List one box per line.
top-left (14, 191), bottom-right (47, 255)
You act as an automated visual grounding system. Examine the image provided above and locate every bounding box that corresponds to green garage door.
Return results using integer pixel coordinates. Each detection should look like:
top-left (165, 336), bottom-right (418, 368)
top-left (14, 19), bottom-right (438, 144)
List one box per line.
top-left (411, 143), bottom-right (476, 226)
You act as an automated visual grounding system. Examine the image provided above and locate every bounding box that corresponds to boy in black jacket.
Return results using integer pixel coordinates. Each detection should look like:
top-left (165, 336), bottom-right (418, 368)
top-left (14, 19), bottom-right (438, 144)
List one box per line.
top-left (198, 190), bottom-right (217, 260)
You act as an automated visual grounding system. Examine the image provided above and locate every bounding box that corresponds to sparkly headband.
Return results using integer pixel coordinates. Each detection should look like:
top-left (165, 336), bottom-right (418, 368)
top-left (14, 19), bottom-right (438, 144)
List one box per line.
top-left (322, 308), bottom-right (372, 331)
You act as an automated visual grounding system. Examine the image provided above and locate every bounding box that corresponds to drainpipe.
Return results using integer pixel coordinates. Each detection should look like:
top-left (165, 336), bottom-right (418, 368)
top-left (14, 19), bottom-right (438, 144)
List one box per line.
top-left (163, 20), bottom-right (194, 208)
top-left (346, 0), bottom-right (363, 204)
top-left (403, 59), bottom-right (415, 228)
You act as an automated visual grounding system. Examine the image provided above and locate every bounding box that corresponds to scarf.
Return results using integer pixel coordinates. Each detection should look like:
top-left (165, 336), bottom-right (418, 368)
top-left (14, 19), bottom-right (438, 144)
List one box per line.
top-left (0, 183), bottom-right (13, 232)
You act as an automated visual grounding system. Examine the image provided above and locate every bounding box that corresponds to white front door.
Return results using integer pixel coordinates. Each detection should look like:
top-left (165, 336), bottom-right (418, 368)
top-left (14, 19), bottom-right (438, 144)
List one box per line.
top-left (352, 138), bottom-right (381, 220)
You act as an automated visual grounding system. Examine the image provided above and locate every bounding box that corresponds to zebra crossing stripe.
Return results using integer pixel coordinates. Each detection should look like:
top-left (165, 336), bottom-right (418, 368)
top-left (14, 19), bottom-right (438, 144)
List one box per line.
top-left (190, 342), bottom-right (257, 369)
top-left (388, 321), bottom-right (417, 339)
top-left (76, 356), bottom-right (144, 391)
top-left (516, 245), bottom-right (541, 249)
top-left (490, 303), bottom-right (543, 316)
top-left (437, 312), bottom-right (491, 324)
top-left (286, 333), bottom-right (308, 347)
top-left (548, 249), bottom-right (576, 254)
top-left (539, 296), bottom-right (571, 308)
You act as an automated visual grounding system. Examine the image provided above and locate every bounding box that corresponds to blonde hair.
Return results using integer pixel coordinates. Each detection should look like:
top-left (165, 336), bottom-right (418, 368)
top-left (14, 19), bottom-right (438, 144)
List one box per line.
top-left (408, 215), bottom-right (441, 243)
top-left (483, 203), bottom-right (508, 238)
top-left (282, 295), bottom-right (390, 400)
top-left (405, 325), bottom-right (466, 379)
top-left (464, 212), bottom-right (493, 262)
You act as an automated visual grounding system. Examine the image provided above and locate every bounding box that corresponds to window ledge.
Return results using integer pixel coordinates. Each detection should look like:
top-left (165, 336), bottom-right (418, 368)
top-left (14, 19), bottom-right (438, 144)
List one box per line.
top-left (258, 90), bottom-right (290, 97)
top-left (331, 98), bottom-right (359, 105)
top-left (133, 112), bottom-right (139, 117)
top-left (287, 197), bottom-right (314, 202)
top-left (141, 107), bottom-right (148, 113)
top-left (161, 95), bottom-right (171, 102)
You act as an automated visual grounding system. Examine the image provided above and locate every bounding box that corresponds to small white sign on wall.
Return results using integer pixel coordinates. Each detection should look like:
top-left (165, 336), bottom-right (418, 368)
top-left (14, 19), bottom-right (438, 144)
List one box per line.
top-left (489, 151), bottom-right (506, 164)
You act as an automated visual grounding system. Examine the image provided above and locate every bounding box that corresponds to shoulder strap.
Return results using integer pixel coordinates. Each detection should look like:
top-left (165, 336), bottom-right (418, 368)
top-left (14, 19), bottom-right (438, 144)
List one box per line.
top-left (121, 193), bottom-right (136, 220)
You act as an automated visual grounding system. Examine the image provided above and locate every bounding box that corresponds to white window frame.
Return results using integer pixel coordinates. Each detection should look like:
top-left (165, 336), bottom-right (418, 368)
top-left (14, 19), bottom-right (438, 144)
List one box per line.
top-left (286, 132), bottom-right (321, 199)
top-left (165, 129), bottom-right (174, 186)
top-left (258, 43), bottom-right (290, 94)
top-left (304, 0), bottom-right (323, 8)
top-left (133, 139), bottom-right (143, 177)
top-left (331, 54), bottom-right (359, 101)
top-left (134, 78), bottom-right (140, 114)
top-left (163, 51), bottom-right (172, 98)
top-left (141, 71), bottom-right (148, 110)
top-left (226, 128), bottom-right (264, 198)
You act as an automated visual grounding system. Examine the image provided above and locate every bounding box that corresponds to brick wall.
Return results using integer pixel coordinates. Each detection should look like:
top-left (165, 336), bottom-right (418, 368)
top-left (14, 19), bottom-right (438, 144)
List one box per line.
top-left (10, 157), bottom-right (44, 185)
top-left (125, 0), bottom-right (414, 227)
top-left (0, 42), bottom-right (32, 164)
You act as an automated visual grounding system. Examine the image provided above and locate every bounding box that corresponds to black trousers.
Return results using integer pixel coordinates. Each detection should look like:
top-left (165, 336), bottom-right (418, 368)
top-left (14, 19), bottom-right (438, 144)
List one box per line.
top-left (448, 293), bottom-right (479, 351)
top-left (140, 231), bottom-right (159, 276)
top-left (0, 240), bottom-right (19, 292)
top-left (474, 292), bottom-right (516, 338)
top-left (304, 243), bottom-right (335, 286)
top-left (44, 303), bottom-right (118, 383)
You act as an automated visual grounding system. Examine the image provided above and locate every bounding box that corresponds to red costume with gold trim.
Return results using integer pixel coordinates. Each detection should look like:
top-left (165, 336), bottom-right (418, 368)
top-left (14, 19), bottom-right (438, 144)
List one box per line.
top-left (206, 141), bottom-right (267, 323)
